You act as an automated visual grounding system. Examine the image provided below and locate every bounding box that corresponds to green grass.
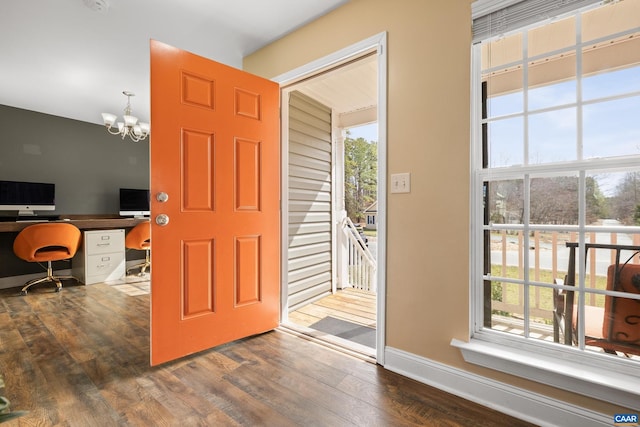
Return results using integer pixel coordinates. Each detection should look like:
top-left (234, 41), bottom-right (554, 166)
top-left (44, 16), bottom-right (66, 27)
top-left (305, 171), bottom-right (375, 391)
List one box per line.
top-left (490, 265), bottom-right (607, 322)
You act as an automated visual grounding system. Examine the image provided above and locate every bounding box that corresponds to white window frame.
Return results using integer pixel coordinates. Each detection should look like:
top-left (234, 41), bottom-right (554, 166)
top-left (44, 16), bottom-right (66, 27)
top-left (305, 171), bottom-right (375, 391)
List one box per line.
top-left (456, 0), bottom-right (640, 409)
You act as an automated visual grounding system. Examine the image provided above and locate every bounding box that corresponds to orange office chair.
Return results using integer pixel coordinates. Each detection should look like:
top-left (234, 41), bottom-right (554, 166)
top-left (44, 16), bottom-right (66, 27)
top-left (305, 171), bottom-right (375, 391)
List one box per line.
top-left (125, 221), bottom-right (151, 276)
top-left (13, 222), bottom-right (81, 295)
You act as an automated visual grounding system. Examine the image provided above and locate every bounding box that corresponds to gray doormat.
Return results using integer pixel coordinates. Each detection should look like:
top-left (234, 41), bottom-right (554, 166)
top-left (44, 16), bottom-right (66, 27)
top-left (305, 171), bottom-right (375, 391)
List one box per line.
top-left (309, 316), bottom-right (375, 348)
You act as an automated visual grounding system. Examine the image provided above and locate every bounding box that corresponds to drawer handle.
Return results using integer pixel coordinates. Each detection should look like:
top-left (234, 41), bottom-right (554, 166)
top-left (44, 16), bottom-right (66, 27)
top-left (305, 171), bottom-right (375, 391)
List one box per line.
top-left (96, 243), bottom-right (111, 247)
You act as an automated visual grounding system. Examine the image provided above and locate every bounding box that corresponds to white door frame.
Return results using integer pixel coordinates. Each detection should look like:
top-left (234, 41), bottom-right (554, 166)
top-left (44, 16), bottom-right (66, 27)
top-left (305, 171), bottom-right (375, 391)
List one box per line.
top-left (274, 32), bottom-right (388, 364)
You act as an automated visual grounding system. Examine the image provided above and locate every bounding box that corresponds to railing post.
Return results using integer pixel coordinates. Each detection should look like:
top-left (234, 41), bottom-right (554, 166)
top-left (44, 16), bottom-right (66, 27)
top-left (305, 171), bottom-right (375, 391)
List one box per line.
top-left (341, 217), bottom-right (377, 292)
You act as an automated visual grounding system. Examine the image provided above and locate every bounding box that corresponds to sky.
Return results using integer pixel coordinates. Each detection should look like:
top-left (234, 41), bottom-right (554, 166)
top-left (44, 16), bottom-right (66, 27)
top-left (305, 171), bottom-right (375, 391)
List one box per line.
top-left (487, 65), bottom-right (640, 196)
top-left (347, 122), bottom-right (378, 143)
top-left (488, 65), bottom-right (640, 168)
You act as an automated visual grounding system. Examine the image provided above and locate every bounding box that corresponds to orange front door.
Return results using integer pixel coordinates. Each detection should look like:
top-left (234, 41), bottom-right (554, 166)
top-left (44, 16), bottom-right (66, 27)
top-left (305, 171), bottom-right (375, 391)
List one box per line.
top-left (149, 40), bottom-right (280, 366)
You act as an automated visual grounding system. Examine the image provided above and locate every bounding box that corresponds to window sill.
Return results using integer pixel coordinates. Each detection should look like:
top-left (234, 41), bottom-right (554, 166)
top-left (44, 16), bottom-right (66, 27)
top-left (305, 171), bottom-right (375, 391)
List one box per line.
top-left (451, 337), bottom-right (640, 410)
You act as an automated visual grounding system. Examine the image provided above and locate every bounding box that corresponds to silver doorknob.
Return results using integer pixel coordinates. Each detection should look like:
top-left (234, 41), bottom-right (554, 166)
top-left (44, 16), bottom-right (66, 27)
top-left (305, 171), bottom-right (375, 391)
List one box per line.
top-left (155, 214), bottom-right (170, 226)
top-left (156, 192), bottom-right (169, 203)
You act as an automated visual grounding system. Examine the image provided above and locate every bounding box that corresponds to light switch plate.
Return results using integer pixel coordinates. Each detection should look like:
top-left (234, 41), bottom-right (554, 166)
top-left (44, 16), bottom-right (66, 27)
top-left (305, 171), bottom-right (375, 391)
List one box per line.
top-left (391, 172), bottom-right (411, 193)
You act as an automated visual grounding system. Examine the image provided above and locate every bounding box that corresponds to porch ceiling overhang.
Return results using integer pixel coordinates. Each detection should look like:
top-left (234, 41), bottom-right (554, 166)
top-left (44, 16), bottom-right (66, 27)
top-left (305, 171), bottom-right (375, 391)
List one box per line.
top-left (295, 53), bottom-right (378, 129)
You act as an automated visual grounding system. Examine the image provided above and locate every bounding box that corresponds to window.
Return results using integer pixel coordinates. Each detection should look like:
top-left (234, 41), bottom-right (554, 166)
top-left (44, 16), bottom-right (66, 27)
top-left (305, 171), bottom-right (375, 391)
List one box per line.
top-left (468, 0), bottom-right (640, 405)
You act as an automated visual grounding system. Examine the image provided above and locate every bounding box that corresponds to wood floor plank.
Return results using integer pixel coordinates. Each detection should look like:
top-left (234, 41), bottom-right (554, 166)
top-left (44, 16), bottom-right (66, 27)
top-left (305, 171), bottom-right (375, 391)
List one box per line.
top-left (286, 309), bottom-right (320, 327)
top-left (239, 332), bottom-right (359, 389)
top-left (0, 283), bottom-right (535, 426)
top-left (294, 301), bottom-right (374, 326)
top-left (290, 288), bottom-right (377, 329)
top-left (222, 338), bottom-right (414, 426)
top-left (172, 359), bottom-right (299, 426)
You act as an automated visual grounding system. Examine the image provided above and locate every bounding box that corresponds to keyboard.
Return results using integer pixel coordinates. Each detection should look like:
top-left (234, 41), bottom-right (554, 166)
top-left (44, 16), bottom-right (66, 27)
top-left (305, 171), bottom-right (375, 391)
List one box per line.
top-left (16, 215), bottom-right (61, 222)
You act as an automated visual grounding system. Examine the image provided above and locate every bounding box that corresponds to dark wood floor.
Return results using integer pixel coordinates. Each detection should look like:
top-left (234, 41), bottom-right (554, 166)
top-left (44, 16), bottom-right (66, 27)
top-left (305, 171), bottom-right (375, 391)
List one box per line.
top-left (0, 281), bottom-right (535, 426)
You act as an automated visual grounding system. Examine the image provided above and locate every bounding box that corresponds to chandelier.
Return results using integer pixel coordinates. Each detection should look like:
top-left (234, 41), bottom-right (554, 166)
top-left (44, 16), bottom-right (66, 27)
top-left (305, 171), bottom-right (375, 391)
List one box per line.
top-left (101, 91), bottom-right (150, 142)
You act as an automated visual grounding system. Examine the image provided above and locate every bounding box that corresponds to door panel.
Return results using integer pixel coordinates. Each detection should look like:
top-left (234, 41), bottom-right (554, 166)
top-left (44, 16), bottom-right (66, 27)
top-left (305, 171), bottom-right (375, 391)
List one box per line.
top-left (150, 40), bottom-right (280, 366)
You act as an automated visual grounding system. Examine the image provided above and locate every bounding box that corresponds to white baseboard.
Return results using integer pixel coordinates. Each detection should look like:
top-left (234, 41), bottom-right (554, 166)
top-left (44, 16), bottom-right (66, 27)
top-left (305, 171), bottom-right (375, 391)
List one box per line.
top-left (383, 346), bottom-right (612, 427)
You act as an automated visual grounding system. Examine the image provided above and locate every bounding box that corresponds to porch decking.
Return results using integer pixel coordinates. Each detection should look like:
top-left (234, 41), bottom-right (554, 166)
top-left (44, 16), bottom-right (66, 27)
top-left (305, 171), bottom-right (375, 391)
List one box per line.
top-left (287, 290), bottom-right (557, 340)
top-left (288, 288), bottom-right (377, 329)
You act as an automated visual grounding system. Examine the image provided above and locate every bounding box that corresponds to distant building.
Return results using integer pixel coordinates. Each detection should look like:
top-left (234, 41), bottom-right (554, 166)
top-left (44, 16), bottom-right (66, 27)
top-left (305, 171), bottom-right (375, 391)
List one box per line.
top-left (364, 201), bottom-right (378, 230)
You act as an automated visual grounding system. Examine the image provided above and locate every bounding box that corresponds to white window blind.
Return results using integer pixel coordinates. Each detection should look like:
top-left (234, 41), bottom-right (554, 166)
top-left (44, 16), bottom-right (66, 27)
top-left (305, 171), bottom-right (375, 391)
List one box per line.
top-left (472, 0), bottom-right (601, 41)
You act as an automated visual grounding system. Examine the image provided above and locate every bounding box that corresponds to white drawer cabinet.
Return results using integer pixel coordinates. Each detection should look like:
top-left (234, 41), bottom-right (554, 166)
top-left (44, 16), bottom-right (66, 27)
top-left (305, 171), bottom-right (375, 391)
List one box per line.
top-left (73, 229), bottom-right (126, 285)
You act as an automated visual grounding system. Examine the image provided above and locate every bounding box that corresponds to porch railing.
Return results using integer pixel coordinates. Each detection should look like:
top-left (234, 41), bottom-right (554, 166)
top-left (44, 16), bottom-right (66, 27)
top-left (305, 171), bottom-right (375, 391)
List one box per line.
top-left (343, 217), bottom-right (377, 292)
top-left (489, 230), bottom-right (640, 319)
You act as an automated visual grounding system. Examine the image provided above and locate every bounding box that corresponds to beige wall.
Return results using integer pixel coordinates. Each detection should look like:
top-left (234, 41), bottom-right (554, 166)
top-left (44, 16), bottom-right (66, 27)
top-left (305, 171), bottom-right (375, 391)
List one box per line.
top-left (244, 0), bottom-right (622, 415)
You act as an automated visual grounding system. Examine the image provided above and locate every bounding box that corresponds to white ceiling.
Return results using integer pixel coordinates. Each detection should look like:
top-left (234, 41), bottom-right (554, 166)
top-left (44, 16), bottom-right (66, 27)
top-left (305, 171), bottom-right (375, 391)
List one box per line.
top-left (0, 0), bottom-right (356, 126)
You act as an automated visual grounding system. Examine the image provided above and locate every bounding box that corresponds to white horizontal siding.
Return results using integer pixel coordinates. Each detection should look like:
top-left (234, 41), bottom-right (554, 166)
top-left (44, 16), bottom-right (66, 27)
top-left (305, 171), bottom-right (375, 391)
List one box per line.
top-left (288, 261), bottom-right (332, 284)
top-left (289, 140), bottom-right (331, 163)
top-left (288, 252), bottom-right (332, 272)
top-left (287, 91), bottom-right (333, 310)
top-left (289, 222), bottom-right (331, 236)
top-left (288, 231), bottom-right (330, 247)
top-left (288, 272), bottom-right (332, 297)
top-left (289, 176), bottom-right (331, 192)
top-left (288, 241), bottom-right (331, 259)
top-left (289, 200), bottom-right (330, 213)
top-left (289, 153), bottom-right (331, 173)
top-left (288, 211), bottom-right (331, 224)
top-left (288, 287), bottom-right (332, 311)
top-left (289, 188), bottom-right (331, 202)
top-left (289, 92), bottom-right (331, 123)
top-left (289, 117), bottom-right (331, 142)
top-left (289, 165), bottom-right (330, 182)
top-left (289, 128), bottom-right (332, 153)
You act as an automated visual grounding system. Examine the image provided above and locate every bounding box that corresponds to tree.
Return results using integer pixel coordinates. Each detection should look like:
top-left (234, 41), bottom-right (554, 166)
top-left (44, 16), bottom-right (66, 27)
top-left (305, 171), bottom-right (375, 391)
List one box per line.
top-left (634, 204), bottom-right (640, 225)
top-left (487, 176), bottom-right (607, 225)
top-left (529, 177), bottom-right (578, 224)
top-left (344, 135), bottom-right (377, 223)
top-left (585, 175), bottom-right (609, 223)
top-left (610, 172), bottom-right (640, 225)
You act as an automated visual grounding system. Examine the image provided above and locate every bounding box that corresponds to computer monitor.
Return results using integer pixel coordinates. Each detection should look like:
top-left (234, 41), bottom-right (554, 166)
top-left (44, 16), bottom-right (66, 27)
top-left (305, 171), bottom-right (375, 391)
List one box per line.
top-left (0, 180), bottom-right (56, 216)
top-left (119, 188), bottom-right (150, 217)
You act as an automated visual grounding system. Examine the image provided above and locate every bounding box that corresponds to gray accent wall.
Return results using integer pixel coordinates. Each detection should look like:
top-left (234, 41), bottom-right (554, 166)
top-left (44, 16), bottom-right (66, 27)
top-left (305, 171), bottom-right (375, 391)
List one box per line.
top-left (0, 104), bottom-right (149, 280)
top-left (0, 104), bottom-right (149, 215)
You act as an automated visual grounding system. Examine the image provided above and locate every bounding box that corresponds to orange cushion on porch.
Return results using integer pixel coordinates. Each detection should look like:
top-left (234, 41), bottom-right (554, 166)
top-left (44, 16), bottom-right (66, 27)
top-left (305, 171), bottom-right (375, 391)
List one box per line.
top-left (602, 264), bottom-right (640, 344)
top-left (572, 305), bottom-right (605, 340)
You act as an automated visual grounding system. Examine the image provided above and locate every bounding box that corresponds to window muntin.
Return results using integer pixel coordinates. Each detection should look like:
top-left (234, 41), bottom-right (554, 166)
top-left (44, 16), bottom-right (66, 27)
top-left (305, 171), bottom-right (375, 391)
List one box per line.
top-left (476, 0), bottom-right (640, 362)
